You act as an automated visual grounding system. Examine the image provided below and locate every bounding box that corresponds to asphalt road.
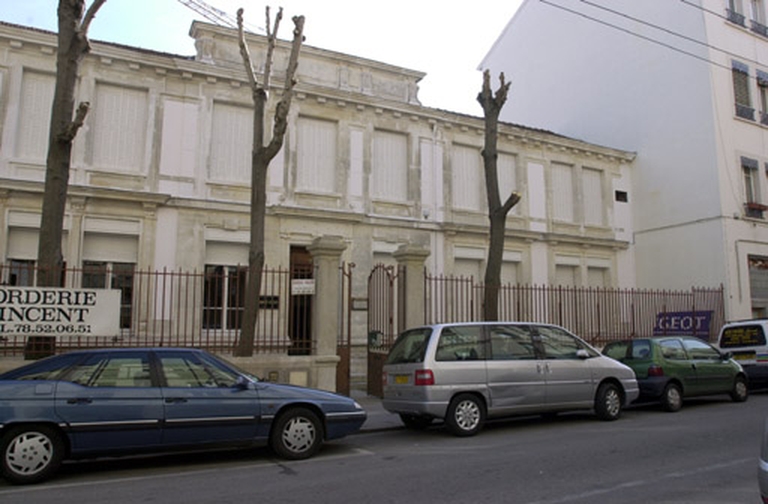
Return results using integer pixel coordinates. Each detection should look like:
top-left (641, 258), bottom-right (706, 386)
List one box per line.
top-left (1, 392), bottom-right (766, 504)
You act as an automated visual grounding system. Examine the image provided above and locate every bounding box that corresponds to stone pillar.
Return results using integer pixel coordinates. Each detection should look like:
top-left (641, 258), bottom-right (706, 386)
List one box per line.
top-left (393, 243), bottom-right (430, 330)
top-left (307, 235), bottom-right (347, 391)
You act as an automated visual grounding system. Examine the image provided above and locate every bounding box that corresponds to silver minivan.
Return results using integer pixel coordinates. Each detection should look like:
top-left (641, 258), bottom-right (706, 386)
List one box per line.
top-left (382, 322), bottom-right (640, 436)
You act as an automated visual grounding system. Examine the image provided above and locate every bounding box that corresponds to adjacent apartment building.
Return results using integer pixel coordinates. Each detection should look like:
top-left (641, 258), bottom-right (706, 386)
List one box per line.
top-left (481, 0), bottom-right (768, 319)
top-left (0, 19), bottom-right (634, 387)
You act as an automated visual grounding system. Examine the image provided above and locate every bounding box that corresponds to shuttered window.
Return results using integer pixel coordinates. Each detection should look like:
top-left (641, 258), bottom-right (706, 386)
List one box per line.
top-left (16, 71), bottom-right (54, 160)
top-left (732, 61), bottom-right (755, 120)
top-left (452, 145), bottom-right (484, 211)
top-left (209, 102), bottom-right (252, 182)
top-left (743, 156), bottom-right (760, 204)
top-left (582, 168), bottom-right (604, 226)
top-left (296, 116), bottom-right (337, 193)
top-left (498, 153), bottom-right (519, 215)
top-left (372, 130), bottom-right (408, 202)
top-left (551, 163), bottom-right (575, 222)
top-left (92, 83), bottom-right (148, 172)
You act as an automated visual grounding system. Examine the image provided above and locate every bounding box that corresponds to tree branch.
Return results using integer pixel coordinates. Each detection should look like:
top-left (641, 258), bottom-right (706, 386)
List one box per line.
top-left (263, 7), bottom-right (283, 92)
top-left (62, 101), bottom-right (90, 142)
top-left (237, 8), bottom-right (258, 90)
top-left (81, 0), bottom-right (107, 34)
top-left (501, 191), bottom-right (522, 214)
top-left (265, 14), bottom-right (304, 159)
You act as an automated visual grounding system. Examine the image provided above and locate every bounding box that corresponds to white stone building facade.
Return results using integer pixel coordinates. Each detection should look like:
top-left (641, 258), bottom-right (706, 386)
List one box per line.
top-left (482, 0), bottom-right (768, 319)
top-left (0, 20), bottom-right (634, 388)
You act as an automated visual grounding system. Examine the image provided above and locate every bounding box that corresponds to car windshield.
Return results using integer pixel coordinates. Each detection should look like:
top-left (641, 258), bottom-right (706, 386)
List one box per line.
top-left (386, 328), bottom-right (433, 364)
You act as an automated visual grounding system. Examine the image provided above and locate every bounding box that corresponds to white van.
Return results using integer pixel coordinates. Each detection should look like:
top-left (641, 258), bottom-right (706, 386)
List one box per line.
top-left (382, 322), bottom-right (639, 436)
top-left (717, 319), bottom-right (768, 387)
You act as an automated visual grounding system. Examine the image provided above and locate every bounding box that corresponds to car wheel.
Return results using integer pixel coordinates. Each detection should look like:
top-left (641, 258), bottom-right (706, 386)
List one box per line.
top-left (661, 383), bottom-right (683, 412)
top-left (399, 414), bottom-right (433, 430)
top-left (1, 425), bottom-right (64, 485)
top-left (594, 382), bottom-right (622, 421)
top-left (445, 393), bottom-right (485, 436)
top-left (270, 407), bottom-right (323, 460)
top-left (730, 376), bottom-right (749, 403)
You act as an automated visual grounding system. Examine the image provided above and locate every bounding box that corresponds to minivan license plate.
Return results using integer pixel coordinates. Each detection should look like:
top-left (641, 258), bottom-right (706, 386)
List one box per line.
top-left (395, 375), bottom-right (409, 384)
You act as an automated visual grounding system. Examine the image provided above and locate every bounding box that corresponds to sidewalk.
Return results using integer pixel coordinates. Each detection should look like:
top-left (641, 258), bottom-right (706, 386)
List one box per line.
top-left (350, 390), bottom-right (403, 432)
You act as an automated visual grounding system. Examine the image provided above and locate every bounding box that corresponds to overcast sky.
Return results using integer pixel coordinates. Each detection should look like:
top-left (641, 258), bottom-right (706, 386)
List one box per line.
top-left (0, 0), bottom-right (523, 116)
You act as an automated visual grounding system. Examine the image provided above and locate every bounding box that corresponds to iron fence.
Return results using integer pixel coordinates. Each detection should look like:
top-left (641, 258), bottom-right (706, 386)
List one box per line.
top-left (424, 273), bottom-right (725, 347)
top-left (0, 263), bottom-right (304, 357)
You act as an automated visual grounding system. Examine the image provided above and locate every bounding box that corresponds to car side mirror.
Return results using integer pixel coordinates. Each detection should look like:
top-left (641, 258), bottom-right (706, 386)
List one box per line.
top-left (720, 351), bottom-right (733, 361)
top-left (235, 375), bottom-right (252, 390)
top-left (576, 349), bottom-right (590, 359)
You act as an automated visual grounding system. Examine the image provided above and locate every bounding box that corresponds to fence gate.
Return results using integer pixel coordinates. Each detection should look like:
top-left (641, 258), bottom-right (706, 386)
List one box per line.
top-left (367, 264), bottom-right (404, 397)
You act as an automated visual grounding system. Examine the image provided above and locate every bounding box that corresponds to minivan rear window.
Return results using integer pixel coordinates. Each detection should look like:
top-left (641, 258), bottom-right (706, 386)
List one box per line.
top-left (436, 325), bottom-right (484, 361)
top-left (720, 325), bottom-right (767, 348)
top-left (386, 328), bottom-right (433, 364)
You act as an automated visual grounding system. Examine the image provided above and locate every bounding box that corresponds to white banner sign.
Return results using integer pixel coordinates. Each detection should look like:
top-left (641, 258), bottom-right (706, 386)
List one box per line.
top-left (0, 286), bottom-right (121, 337)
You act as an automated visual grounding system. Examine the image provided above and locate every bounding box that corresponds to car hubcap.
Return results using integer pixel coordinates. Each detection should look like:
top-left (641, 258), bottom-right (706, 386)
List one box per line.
top-left (605, 390), bottom-right (621, 417)
top-left (736, 382), bottom-right (747, 398)
top-left (455, 400), bottom-right (480, 431)
top-left (667, 388), bottom-right (681, 409)
top-left (281, 417), bottom-right (316, 454)
top-left (5, 432), bottom-right (53, 476)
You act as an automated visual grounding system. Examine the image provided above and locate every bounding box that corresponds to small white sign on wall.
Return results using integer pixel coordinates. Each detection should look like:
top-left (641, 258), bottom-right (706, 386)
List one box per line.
top-left (291, 279), bottom-right (315, 296)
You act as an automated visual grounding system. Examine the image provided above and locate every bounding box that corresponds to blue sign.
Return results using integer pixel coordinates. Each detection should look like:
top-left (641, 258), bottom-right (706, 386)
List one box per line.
top-left (654, 311), bottom-right (713, 337)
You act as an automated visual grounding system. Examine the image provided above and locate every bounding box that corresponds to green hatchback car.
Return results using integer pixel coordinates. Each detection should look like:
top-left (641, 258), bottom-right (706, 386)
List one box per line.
top-left (602, 336), bottom-right (748, 412)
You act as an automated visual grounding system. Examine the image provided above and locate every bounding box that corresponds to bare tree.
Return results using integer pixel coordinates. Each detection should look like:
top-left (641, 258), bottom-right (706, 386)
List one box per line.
top-left (235, 7), bottom-right (305, 356)
top-left (37, 0), bottom-right (107, 287)
top-left (478, 70), bottom-right (521, 321)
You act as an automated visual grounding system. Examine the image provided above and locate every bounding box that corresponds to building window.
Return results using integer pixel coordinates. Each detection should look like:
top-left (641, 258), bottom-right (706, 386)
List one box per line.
top-left (92, 83), bottom-right (148, 172)
top-left (202, 265), bottom-right (246, 330)
top-left (555, 264), bottom-right (578, 286)
top-left (452, 145), bottom-right (484, 212)
top-left (551, 163), bottom-right (575, 223)
top-left (5, 259), bottom-right (35, 286)
top-left (209, 101), bottom-right (251, 183)
top-left (742, 156), bottom-right (765, 218)
top-left (582, 168), bottom-right (604, 226)
top-left (296, 117), bottom-right (337, 194)
top-left (729, 0), bottom-right (747, 25)
top-left (498, 153), bottom-right (519, 215)
top-left (372, 130), bottom-right (408, 202)
top-left (751, 0), bottom-right (768, 35)
top-left (733, 61), bottom-right (755, 120)
top-left (587, 267), bottom-right (608, 288)
top-left (758, 71), bottom-right (768, 125)
top-left (16, 71), bottom-right (54, 161)
top-left (82, 261), bottom-right (135, 329)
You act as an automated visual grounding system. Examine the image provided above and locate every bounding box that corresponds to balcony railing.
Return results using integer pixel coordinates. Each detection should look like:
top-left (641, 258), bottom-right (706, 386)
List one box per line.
top-left (736, 103), bottom-right (756, 120)
top-left (752, 19), bottom-right (768, 37)
top-left (760, 111), bottom-right (768, 126)
top-left (745, 201), bottom-right (768, 219)
top-left (728, 8), bottom-right (747, 26)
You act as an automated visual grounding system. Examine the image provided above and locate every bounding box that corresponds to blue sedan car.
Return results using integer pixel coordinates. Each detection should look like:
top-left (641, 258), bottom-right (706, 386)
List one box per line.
top-left (0, 348), bottom-right (366, 485)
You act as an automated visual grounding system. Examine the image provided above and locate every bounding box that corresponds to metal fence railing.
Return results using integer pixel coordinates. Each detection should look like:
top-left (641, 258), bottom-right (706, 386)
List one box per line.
top-left (424, 273), bottom-right (725, 347)
top-left (0, 263), bottom-right (305, 357)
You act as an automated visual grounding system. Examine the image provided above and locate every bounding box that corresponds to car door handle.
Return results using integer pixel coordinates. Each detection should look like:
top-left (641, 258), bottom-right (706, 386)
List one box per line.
top-left (165, 397), bottom-right (188, 404)
top-left (66, 398), bottom-right (93, 404)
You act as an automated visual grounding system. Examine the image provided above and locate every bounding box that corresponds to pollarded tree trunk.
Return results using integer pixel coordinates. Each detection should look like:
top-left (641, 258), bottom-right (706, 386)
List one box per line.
top-left (235, 7), bottom-right (305, 357)
top-left (478, 70), bottom-right (520, 321)
top-left (37, 0), bottom-right (106, 287)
